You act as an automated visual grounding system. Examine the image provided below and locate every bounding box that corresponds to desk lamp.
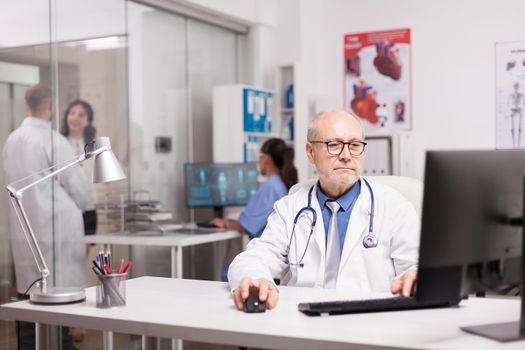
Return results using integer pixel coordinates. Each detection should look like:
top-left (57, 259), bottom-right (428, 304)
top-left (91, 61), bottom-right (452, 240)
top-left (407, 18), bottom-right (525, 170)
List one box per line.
top-left (6, 136), bottom-right (126, 304)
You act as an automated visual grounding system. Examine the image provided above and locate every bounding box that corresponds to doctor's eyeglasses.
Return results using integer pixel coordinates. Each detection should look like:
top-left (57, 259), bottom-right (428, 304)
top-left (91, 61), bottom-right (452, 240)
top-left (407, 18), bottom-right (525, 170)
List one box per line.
top-left (309, 140), bottom-right (367, 156)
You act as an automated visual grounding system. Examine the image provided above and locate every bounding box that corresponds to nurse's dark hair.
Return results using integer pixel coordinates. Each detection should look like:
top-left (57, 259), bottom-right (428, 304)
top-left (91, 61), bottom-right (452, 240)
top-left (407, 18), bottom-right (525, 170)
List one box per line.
top-left (260, 138), bottom-right (298, 190)
top-left (61, 99), bottom-right (96, 143)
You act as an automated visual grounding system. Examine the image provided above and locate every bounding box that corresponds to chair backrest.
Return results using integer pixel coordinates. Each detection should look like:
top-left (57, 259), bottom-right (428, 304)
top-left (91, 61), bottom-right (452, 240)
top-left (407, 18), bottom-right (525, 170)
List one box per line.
top-left (289, 175), bottom-right (423, 215)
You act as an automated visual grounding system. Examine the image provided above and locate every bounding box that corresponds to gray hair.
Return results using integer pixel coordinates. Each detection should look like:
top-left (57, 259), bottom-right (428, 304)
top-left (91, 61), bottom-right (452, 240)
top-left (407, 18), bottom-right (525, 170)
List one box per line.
top-left (307, 109), bottom-right (365, 140)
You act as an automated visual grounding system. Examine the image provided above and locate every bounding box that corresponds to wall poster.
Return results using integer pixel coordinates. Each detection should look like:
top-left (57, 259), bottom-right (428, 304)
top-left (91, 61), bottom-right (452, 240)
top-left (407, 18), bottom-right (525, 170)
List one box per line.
top-left (344, 28), bottom-right (411, 131)
top-left (496, 41), bottom-right (525, 149)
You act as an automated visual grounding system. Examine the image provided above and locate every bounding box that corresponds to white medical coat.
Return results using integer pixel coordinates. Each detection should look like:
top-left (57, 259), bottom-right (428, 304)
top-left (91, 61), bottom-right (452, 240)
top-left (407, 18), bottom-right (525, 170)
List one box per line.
top-left (228, 178), bottom-right (420, 292)
top-left (3, 117), bottom-right (93, 293)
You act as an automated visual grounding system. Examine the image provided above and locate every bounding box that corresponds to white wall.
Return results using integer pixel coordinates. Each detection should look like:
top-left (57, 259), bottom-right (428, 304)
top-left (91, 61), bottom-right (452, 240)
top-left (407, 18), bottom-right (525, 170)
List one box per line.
top-left (183, 0), bottom-right (525, 181)
top-left (289, 0), bottom-right (525, 180)
top-left (0, 0), bottom-right (125, 48)
top-left (9, 0), bottom-right (515, 182)
top-left (181, 0), bottom-right (277, 26)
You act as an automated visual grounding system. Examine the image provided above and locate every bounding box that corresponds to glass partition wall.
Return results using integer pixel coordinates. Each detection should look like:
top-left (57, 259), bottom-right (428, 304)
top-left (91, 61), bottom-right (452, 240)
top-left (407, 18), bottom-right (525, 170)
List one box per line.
top-left (0, 1), bottom-right (129, 348)
top-left (0, 2), bottom-right (54, 348)
top-left (0, 0), bottom-right (241, 348)
top-left (127, 1), bottom-right (240, 282)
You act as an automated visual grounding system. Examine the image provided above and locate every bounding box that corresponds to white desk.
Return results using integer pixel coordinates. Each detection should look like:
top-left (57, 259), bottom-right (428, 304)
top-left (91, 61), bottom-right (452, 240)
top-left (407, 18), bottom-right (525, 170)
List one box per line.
top-left (85, 230), bottom-right (241, 278)
top-left (1, 276), bottom-right (523, 350)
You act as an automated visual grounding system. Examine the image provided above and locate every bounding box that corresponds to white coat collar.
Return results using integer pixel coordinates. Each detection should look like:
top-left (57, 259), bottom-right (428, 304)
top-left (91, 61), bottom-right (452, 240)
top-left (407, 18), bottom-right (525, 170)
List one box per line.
top-left (22, 116), bottom-right (51, 129)
top-left (339, 177), bottom-right (373, 269)
top-left (309, 182), bottom-right (325, 266)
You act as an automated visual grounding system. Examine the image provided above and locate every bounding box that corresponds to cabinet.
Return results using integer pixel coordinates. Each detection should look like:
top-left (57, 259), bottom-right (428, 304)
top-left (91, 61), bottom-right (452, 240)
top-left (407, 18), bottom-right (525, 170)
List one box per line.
top-left (363, 131), bottom-right (414, 176)
top-left (213, 84), bottom-right (282, 162)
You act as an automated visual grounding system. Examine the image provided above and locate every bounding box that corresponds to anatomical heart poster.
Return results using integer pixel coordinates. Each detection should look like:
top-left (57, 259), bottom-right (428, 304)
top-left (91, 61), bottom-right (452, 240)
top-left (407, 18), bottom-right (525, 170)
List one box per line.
top-left (495, 41), bottom-right (525, 149)
top-left (344, 28), bottom-right (411, 131)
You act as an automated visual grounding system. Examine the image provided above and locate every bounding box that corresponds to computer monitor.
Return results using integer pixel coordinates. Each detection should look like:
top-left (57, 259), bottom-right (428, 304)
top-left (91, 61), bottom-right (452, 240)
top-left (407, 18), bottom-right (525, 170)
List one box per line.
top-left (184, 162), bottom-right (259, 214)
top-left (416, 150), bottom-right (524, 341)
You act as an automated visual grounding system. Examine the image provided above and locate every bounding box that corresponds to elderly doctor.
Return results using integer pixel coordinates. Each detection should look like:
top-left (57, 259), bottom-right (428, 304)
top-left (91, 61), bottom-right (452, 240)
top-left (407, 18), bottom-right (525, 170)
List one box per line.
top-left (228, 109), bottom-right (419, 310)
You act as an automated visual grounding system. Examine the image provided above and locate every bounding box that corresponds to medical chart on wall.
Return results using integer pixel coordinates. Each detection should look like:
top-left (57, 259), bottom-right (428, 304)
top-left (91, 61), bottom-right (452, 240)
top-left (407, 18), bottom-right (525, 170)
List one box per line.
top-left (495, 41), bottom-right (525, 149)
top-left (344, 28), bottom-right (411, 131)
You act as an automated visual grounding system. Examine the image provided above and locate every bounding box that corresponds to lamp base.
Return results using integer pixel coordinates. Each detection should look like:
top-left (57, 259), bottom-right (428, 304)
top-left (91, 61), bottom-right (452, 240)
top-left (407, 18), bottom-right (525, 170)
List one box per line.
top-left (30, 287), bottom-right (86, 304)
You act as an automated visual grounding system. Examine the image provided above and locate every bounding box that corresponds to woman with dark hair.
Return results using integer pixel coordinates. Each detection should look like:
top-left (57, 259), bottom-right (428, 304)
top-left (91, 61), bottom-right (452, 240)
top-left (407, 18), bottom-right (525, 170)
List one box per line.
top-left (211, 138), bottom-right (298, 239)
top-left (61, 100), bottom-right (97, 237)
top-left (61, 99), bottom-right (96, 148)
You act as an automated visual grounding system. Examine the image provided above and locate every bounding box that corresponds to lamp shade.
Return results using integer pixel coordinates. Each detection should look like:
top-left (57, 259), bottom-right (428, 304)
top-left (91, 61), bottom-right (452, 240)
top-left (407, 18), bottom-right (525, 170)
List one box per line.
top-left (91, 137), bottom-right (126, 183)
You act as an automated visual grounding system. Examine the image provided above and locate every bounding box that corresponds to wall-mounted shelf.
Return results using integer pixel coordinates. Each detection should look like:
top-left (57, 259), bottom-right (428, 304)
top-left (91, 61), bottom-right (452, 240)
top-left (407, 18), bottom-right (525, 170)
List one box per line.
top-left (275, 65), bottom-right (295, 144)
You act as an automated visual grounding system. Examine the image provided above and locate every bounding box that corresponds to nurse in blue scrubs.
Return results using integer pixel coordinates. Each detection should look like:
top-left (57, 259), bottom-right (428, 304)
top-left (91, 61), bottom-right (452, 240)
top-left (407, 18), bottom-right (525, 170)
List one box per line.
top-left (210, 138), bottom-right (298, 239)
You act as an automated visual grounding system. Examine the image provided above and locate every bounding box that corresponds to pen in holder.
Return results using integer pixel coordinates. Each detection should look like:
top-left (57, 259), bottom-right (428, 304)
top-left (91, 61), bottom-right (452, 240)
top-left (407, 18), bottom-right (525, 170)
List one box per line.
top-left (96, 272), bottom-right (127, 308)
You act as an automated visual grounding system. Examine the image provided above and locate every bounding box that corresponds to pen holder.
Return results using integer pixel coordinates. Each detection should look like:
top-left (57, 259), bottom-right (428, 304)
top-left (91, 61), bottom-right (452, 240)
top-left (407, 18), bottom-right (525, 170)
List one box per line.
top-left (96, 272), bottom-right (127, 308)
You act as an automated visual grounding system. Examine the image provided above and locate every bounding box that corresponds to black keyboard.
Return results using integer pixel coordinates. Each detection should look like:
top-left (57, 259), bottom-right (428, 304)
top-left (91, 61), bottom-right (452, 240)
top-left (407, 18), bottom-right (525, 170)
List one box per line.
top-left (298, 296), bottom-right (460, 316)
top-left (196, 221), bottom-right (219, 228)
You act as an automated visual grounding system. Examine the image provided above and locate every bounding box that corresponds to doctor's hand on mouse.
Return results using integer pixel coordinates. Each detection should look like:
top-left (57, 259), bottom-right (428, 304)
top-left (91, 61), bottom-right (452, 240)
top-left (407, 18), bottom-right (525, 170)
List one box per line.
top-left (233, 277), bottom-right (278, 311)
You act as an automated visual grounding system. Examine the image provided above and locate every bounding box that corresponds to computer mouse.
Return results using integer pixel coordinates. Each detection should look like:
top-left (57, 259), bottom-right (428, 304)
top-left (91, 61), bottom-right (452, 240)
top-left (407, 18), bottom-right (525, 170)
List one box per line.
top-left (243, 287), bottom-right (266, 313)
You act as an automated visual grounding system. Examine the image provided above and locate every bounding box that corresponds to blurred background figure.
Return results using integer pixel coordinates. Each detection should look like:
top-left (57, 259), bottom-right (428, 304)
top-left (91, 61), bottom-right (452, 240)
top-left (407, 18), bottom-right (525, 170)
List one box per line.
top-left (210, 137), bottom-right (298, 239)
top-left (61, 99), bottom-right (98, 342)
top-left (210, 138), bottom-right (298, 282)
top-left (3, 84), bottom-right (91, 349)
top-left (61, 99), bottom-right (97, 235)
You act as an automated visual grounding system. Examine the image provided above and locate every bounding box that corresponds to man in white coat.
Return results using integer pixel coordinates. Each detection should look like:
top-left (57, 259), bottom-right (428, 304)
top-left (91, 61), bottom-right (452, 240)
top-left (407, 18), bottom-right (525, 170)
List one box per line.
top-left (3, 84), bottom-right (93, 348)
top-left (228, 109), bottom-right (419, 310)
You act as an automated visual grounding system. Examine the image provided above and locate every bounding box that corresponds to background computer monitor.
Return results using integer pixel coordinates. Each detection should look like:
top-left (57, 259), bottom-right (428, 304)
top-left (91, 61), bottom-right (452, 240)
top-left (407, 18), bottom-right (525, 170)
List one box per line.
top-left (416, 150), bottom-right (524, 341)
top-left (184, 162), bottom-right (259, 211)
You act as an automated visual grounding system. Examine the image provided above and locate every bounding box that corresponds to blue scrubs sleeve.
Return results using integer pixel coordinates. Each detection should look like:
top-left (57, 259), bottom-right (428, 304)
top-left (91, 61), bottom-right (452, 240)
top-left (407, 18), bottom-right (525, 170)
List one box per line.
top-left (238, 175), bottom-right (287, 239)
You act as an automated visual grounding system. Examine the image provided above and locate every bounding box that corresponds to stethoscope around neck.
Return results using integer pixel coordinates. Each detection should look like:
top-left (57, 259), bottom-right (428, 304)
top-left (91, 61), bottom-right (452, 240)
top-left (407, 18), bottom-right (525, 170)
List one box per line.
top-left (282, 178), bottom-right (378, 268)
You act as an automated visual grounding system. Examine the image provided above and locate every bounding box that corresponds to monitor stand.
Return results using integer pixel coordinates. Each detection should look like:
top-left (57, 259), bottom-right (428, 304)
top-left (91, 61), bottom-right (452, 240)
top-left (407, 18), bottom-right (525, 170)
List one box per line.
top-left (462, 321), bottom-right (525, 342)
top-left (461, 181), bottom-right (525, 342)
top-left (213, 206), bottom-right (224, 219)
